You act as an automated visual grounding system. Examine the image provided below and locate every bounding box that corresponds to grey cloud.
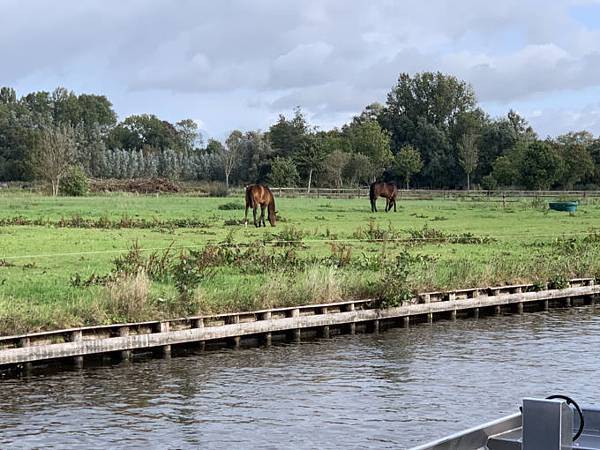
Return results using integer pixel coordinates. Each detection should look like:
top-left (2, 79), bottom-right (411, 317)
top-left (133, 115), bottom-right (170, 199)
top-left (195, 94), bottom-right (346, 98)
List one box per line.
top-left (2, 0), bottom-right (600, 136)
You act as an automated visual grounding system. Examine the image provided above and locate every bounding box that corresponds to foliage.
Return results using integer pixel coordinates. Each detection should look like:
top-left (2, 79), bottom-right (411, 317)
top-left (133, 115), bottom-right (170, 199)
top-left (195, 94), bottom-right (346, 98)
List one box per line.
top-left (218, 201), bottom-right (244, 210)
top-left (268, 156), bottom-right (299, 187)
top-left (343, 153), bottom-right (374, 186)
top-left (294, 133), bottom-right (327, 192)
top-left (29, 123), bottom-right (77, 196)
top-left (59, 166), bottom-right (89, 196)
top-left (480, 174), bottom-right (497, 191)
top-left (323, 150), bottom-right (351, 188)
top-left (458, 132), bottom-right (479, 190)
top-left (171, 251), bottom-right (206, 298)
top-left (237, 131), bottom-right (273, 183)
top-left (3, 76), bottom-right (600, 191)
top-left (220, 130), bottom-right (244, 189)
top-left (394, 145), bottom-right (423, 188)
top-left (106, 113), bottom-right (185, 152)
top-left (554, 135), bottom-right (595, 188)
top-left (378, 252), bottom-right (416, 307)
top-left (385, 72), bottom-right (477, 129)
top-left (519, 141), bottom-right (563, 190)
top-left (268, 107), bottom-right (309, 159)
top-left (492, 155), bottom-right (519, 187)
top-left (344, 119), bottom-right (393, 178)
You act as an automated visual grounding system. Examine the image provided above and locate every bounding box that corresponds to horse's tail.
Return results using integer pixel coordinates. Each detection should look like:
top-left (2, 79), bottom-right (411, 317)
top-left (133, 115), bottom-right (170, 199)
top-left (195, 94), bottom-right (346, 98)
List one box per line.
top-left (267, 190), bottom-right (276, 226)
top-left (369, 182), bottom-right (377, 212)
top-left (369, 182), bottom-right (376, 201)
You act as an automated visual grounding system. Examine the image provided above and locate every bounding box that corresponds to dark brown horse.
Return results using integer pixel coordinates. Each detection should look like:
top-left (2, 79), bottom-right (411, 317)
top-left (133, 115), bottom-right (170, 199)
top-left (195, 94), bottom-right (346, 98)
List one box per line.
top-left (244, 184), bottom-right (277, 227)
top-left (370, 181), bottom-right (397, 212)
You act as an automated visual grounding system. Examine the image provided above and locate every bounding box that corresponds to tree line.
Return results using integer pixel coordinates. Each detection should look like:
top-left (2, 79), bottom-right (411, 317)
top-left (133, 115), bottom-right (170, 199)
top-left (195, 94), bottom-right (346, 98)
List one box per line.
top-left (2, 72), bottom-right (600, 194)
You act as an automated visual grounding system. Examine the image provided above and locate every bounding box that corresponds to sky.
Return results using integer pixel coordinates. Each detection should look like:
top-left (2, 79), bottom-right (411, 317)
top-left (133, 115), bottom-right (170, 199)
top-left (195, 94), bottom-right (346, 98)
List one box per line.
top-left (2, 0), bottom-right (600, 140)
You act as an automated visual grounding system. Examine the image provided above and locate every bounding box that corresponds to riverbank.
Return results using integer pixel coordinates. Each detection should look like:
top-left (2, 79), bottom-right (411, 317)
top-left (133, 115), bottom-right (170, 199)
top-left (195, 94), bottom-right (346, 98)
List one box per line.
top-left (1, 278), bottom-right (597, 371)
top-left (1, 193), bottom-right (600, 336)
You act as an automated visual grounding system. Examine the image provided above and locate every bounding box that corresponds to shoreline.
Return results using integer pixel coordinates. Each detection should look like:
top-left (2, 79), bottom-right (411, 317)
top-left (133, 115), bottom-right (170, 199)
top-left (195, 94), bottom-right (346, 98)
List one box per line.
top-left (2, 277), bottom-right (597, 376)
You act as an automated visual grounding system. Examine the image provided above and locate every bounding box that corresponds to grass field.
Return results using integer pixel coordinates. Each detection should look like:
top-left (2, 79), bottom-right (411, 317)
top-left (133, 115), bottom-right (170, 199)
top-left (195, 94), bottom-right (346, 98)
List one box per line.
top-left (1, 191), bottom-right (600, 336)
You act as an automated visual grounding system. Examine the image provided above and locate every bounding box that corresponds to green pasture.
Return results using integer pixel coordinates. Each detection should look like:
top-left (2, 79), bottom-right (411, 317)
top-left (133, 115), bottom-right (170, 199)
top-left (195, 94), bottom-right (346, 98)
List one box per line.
top-left (1, 192), bottom-right (600, 336)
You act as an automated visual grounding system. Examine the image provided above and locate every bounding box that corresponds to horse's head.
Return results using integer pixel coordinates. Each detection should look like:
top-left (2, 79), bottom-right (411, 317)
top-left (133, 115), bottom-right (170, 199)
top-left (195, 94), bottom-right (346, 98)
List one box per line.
top-left (269, 210), bottom-right (277, 227)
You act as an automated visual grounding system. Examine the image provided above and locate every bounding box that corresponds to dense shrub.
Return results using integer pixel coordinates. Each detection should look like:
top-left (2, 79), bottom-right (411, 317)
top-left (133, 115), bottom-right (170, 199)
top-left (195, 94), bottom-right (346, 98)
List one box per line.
top-left (268, 157), bottom-right (299, 187)
top-left (480, 174), bottom-right (497, 190)
top-left (60, 166), bottom-right (89, 196)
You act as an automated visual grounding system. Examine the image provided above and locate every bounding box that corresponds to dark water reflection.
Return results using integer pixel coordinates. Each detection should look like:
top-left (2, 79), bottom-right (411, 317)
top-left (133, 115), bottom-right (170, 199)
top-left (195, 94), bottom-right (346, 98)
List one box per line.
top-left (1, 307), bottom-right (600, 449)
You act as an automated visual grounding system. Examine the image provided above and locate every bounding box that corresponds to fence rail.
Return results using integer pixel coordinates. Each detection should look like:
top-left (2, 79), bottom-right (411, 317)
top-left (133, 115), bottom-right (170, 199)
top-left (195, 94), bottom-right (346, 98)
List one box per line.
top-left (1, 278), bottom-right (597, 370)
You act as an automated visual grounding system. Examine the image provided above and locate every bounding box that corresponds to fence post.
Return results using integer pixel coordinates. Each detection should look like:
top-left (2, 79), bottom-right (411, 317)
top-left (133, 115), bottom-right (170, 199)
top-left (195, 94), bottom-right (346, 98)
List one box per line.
top-left (19, 337), bottom-right (32, 373)
top-left (159, 322), bottom-right (171, 357)
top-left (119, 327), bottom-right (131, 361)
top-left (72, 330), bottom-right (83, 368)
top-left (194, 318), bottom-right (205, 351)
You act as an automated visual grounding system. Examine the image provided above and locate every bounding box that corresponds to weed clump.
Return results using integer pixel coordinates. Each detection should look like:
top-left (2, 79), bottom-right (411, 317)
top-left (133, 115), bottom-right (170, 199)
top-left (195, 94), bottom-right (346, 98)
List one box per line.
top-left (406, 225), bottom-right (494, 245)
top-left (378, 252), bottom-right (417, 308)
top-left (352, 219), bottom-right (401, 241)
top-left (101, 270), bottom-right (153, 323)
top-left (218, 202), bottom-right (243, 210)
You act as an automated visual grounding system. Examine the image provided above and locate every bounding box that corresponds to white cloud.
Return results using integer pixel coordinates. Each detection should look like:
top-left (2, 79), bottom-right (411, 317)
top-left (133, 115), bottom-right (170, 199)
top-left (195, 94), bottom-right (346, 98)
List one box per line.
top-left (2, 0), bottom-right (600, 136)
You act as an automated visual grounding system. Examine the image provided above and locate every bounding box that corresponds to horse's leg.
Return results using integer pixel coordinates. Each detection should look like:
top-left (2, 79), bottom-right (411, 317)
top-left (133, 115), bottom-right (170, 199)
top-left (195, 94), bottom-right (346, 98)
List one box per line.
top-left (244, 204), bottom-right (249, 227)
top-left (393, 198), bottom-right (397, 212)
top-left (371, 198), bottom-right (377, 212)
top-left (253, 206), bottom-right (258, 227)
top-left (260, 205), bottom-right (266, 227)
top-left (385, 197), bottom-right (389, 212)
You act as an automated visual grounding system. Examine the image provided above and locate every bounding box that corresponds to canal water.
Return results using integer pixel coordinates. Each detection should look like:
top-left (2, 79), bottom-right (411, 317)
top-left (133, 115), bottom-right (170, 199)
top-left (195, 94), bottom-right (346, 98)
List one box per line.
top-left (1, 307), bottom-right (599, 449)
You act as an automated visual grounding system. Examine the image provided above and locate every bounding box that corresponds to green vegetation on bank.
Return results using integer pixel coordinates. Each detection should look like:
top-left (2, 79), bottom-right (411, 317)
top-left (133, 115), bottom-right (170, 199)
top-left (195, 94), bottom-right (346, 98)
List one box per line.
top-left (1, 193), bottom-right (600, 336)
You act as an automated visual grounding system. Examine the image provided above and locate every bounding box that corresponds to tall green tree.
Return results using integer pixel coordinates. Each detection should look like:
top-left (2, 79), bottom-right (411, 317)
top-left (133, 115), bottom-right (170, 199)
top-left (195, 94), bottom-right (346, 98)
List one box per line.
top-left (29, 124), bottom-right (77, 196)
top-left (394, 145), bottom-right (423, 189)
top-left (0, 87), bottom-right (17, 104)
top-left (175, 119), bottom-right (203, 152)
top-left (491, 156), bottom-right (519, 187)
top-left (237, 131), bottom-right (272, 183)
top-left (0, 97), bottom-right (37, 180)
top-left (268, 107), bottom-right (309, 159)
top-left (107, 114), bottom-right (181, 152)
top-left (343, 153), bottom-right (374, 186)
top-left (344, 120), bottom-right (392, 180)
top-left (588, 138), bottom-right (600, 186)
top-left (383, 72), bottom-right (476, 130)
top-left (294, 134), bottom-right (326, 193)
top-left (268, 157), bottom-right (299, 187)
top-left (519, 141), bottom-right (563, 190)
top-left (76, 93), bottom-right (117, 132)
top-left (554, 132), bottom-right (595, 188)
top-left (221, 130), bottom-right (243, 189)
top-left (324, 150), bottom-right (351, 188)
top-left (379, 72), bottom-right (478, 187)
top-left (458, 132), bottom-right (479, 190)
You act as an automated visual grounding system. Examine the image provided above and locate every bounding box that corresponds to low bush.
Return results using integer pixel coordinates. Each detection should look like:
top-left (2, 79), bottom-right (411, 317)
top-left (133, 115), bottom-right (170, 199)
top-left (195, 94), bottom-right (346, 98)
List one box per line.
top-left (60, 166), bottom-right (89, 196)
top-left (218, 201), bottom-right (244, 210)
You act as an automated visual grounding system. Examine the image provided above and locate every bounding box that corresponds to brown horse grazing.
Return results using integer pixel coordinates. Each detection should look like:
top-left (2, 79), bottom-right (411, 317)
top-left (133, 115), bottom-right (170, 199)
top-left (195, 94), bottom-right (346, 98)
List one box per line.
top-left (244, 184), bottom-right (277, 227)
top-left (370, 181), bottom-right (398, 212)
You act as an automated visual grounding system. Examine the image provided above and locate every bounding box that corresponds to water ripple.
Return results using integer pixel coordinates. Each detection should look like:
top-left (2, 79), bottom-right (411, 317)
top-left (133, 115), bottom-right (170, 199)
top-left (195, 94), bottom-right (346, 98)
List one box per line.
top-left (1, 307), bottom-right (600, 449)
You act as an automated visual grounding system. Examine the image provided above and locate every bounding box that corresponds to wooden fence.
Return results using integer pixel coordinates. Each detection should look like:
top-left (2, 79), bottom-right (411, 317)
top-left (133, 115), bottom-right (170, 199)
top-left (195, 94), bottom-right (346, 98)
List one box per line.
top-left (263, 187), bottom-right (600, 200)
